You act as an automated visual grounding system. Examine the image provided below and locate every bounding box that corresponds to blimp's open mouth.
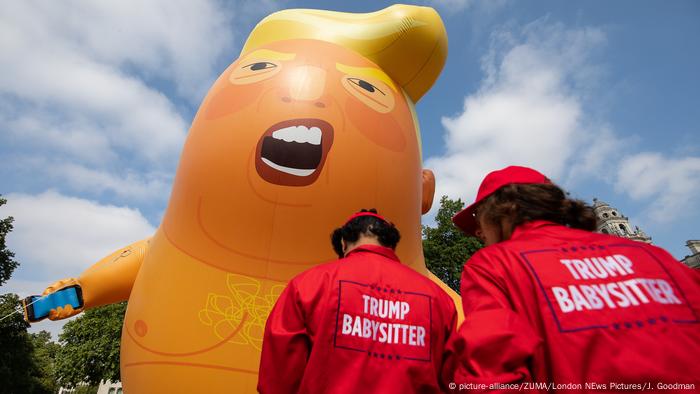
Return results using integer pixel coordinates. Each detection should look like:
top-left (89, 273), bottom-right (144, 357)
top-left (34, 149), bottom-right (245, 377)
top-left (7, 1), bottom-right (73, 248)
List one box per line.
top-left (255, 119), bottom-right (334, 186)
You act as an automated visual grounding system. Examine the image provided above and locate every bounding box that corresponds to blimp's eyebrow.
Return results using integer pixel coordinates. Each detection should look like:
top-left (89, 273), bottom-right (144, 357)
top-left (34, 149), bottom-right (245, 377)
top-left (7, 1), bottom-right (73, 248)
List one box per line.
top-left (335, 63), bottom-right (397, 92)
top-left (243, 49), bottom-right (297, 62)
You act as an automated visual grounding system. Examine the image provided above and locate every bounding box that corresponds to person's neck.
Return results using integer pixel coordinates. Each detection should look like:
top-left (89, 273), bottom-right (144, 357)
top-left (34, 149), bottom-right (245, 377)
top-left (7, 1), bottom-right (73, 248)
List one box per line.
top-left (344, 234), bottom-right (382, 255)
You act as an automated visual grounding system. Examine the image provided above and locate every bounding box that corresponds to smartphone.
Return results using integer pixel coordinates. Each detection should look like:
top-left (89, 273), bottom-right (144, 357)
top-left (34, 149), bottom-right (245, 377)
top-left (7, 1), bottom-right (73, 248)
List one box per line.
top-left (22, 285), bottom-right (84, 323)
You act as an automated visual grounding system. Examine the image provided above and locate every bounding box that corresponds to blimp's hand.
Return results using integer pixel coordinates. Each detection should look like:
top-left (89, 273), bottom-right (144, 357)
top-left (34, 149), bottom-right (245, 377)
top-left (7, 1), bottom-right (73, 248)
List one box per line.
top-left (42, 278), bottom-right (84, 320)
top-left (49, 304), bottom-right (78, 320)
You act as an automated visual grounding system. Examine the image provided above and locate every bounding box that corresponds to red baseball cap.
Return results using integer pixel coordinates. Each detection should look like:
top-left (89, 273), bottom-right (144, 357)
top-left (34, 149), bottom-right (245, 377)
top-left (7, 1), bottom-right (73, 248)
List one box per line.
top-left (452, 166), bottom-right (551, 235)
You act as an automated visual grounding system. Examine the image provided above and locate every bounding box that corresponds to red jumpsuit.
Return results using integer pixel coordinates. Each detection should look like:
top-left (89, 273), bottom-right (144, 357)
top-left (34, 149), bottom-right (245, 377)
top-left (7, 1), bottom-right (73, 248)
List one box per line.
top-left (258, 244), bottom-right (458, 394)
top-left (446, 220), bottom-right (700, 392)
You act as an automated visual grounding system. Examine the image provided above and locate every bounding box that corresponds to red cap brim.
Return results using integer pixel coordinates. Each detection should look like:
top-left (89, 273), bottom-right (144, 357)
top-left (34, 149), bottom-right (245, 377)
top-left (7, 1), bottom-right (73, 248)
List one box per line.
top-left (451, 203), bottom-right (478, 235)
top-left (451, 166), bottom-right (551, 235)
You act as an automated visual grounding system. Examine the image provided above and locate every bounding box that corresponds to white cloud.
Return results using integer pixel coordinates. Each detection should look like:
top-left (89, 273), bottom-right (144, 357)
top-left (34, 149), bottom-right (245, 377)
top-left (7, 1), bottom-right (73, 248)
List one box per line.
top-left (45, 163), bottom-right (172, 202)
top-left (616, 153), bottom-right (700, 222)
top-left (0, 1), bottom-right (202, 166)
top-left (0, 0), bottom-right (235, 101)
top-left (0, 0), bottom-right (256, 205)
top-left (566, 125), bottom-right (627, 186)
top-left (3, 191), bottom-right (155, 278)
top-left (0, 190), bottom-right (152, 339)
top-left (425, 20), bottom-right (608, 209)
top-left (423, 17), bottom-right (698, 226)
top-left (2, 112), bottom-right (117, 165)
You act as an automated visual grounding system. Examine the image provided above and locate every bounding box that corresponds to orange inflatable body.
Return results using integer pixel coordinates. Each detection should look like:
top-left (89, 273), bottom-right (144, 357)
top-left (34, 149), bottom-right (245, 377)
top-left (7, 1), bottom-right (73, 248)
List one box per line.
top-left (36, 5), bottom-right (459, 392)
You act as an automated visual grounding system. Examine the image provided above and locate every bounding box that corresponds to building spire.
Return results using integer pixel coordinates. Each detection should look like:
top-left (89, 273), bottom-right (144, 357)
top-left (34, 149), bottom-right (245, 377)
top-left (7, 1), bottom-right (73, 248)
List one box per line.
top-left (682, 240), bottom-right (700, 269)
top-left (592, 199), bottom-right (652, 243)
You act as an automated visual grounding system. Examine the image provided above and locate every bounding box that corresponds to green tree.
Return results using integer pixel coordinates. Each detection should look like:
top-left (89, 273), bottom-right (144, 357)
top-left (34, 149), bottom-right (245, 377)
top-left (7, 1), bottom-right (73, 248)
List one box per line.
top-left (0, 296), bottom-right (63, 394)
top-left (423, 196), bottom-right (483, 293)
top-left (55, 302), bottom-right (126, 387)
top-left (0, 195), bottom-right (18, 286)
top-left (0, 293), bottom-right (37, 394)
top-left (0, 195), bottom-right (60, 394)
top-left (31, 331), bottom-right (61, 394)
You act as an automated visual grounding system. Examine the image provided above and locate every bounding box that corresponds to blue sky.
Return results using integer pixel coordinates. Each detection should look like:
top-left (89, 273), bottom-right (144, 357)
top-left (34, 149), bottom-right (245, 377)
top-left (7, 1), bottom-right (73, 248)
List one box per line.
top-left (1, 0), bottom-right (698, 337)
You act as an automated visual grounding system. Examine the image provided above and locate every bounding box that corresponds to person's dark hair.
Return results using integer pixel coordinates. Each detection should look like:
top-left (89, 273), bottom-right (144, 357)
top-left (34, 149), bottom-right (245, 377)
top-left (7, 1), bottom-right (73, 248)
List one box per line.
top-left (477, 183), bottom-right (597, 233)
top-left (331, 209), bottom-right (401, 258)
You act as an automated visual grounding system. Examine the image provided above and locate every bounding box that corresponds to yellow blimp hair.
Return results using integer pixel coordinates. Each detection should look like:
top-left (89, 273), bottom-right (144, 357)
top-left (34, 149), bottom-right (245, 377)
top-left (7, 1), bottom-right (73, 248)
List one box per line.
top-left (241, 4), bottom-right (447, 103)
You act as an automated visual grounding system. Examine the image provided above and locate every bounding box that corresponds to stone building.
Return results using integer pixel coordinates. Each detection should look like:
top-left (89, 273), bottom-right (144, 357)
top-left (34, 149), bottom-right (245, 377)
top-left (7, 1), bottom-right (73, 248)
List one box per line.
top-left (592, 199), bottom-right (700, 269)
top-left (592, 199), bottom-right (652, 243)
top-left (681, 240), bottom-right (700, 269)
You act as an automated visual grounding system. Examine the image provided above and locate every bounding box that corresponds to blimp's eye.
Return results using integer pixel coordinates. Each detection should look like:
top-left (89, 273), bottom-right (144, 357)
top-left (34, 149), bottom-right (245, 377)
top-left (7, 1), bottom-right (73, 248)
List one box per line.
top-left (246, 62), bottom-right (277, 71)
top-left (230, 60), bottom-right (282, 85)
top-left (348, 78), bottom-right (385, 95)
top-left (342, 76), bottom-right (395, 113)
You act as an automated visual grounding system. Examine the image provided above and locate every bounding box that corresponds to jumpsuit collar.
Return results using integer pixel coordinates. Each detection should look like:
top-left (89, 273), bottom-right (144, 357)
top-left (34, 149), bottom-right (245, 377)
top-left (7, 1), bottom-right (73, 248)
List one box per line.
top-left (345, 244), bottom-right (400, 262)
top-left (510, 220), bottom-right (559, 241)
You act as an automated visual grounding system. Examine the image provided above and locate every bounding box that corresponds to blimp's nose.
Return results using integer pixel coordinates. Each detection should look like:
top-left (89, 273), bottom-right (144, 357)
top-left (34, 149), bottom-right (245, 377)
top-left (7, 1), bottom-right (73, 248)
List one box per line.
top-left (283, 65), bottom-right (328, 108)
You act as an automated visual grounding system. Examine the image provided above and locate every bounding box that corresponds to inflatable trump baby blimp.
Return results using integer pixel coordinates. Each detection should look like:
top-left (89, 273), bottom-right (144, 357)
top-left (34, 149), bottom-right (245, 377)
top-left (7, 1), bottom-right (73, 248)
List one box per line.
top-left (24, 4), bottom-right (457, 392)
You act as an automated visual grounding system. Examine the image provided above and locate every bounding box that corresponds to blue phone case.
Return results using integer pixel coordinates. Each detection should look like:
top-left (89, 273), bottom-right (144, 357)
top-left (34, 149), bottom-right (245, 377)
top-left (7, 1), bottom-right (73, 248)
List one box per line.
top-left (23, 285), bottom-right (84, 323)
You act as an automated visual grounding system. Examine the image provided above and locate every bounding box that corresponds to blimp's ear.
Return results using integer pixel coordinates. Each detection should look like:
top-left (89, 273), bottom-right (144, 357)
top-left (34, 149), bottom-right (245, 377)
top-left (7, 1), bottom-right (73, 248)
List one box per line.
top-left (421, 169), bottom-right (435, 215)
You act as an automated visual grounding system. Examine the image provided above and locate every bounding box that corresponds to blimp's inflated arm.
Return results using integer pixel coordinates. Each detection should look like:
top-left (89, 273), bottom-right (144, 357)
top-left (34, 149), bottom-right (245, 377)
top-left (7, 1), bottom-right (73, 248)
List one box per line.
top-left (37, 238), bottom-right (151, 321)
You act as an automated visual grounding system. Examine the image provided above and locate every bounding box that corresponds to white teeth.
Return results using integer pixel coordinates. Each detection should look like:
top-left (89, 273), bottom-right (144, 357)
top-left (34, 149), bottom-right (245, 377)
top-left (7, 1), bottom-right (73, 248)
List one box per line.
top-left (271, 126), bottom-right (322, 145)
top-left (261, 158), bottom-right (315, 177)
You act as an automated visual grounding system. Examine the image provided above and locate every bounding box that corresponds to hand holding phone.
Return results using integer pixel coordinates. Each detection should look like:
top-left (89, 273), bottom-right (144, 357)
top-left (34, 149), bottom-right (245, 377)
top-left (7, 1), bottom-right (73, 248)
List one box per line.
top-left (23, 285), bottom-right (84, 323)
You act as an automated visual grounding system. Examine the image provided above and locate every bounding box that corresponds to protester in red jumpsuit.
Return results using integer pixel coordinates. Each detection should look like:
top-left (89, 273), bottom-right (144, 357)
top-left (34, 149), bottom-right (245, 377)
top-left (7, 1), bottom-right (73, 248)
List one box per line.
top-left (258, 209), bottom-right (457, 394)
top-left (445, 166), bottom-right (700, 392)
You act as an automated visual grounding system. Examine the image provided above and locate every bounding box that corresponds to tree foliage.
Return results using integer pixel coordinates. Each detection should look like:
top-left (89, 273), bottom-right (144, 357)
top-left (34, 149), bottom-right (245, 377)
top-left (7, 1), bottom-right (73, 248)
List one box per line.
top-left (423, 196), bottom-right (483, 293)
top-left (0, 196), bottom-right (60, 393)
top-left (0, 195), bottom-right (18, 287)
top-left (31, 331), bottom-right (61, 394)
top-left (56, 302), bottom-right (126, 387)
top-left (0, 295), bottom-right (58, 394)
top-left (0, 293), bottom-right (36, 394)
top-left (0, 196), bottom-right (56, 394)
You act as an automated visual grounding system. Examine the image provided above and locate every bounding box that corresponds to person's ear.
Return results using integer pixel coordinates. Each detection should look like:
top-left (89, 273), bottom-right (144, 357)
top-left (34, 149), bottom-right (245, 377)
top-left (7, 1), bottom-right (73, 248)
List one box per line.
top-left (474, 228), bottom-right (485, 243)
top-left (341, 239), bottom-right (347, 256)
top-left (421, 169), bottom-right (435, 214)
